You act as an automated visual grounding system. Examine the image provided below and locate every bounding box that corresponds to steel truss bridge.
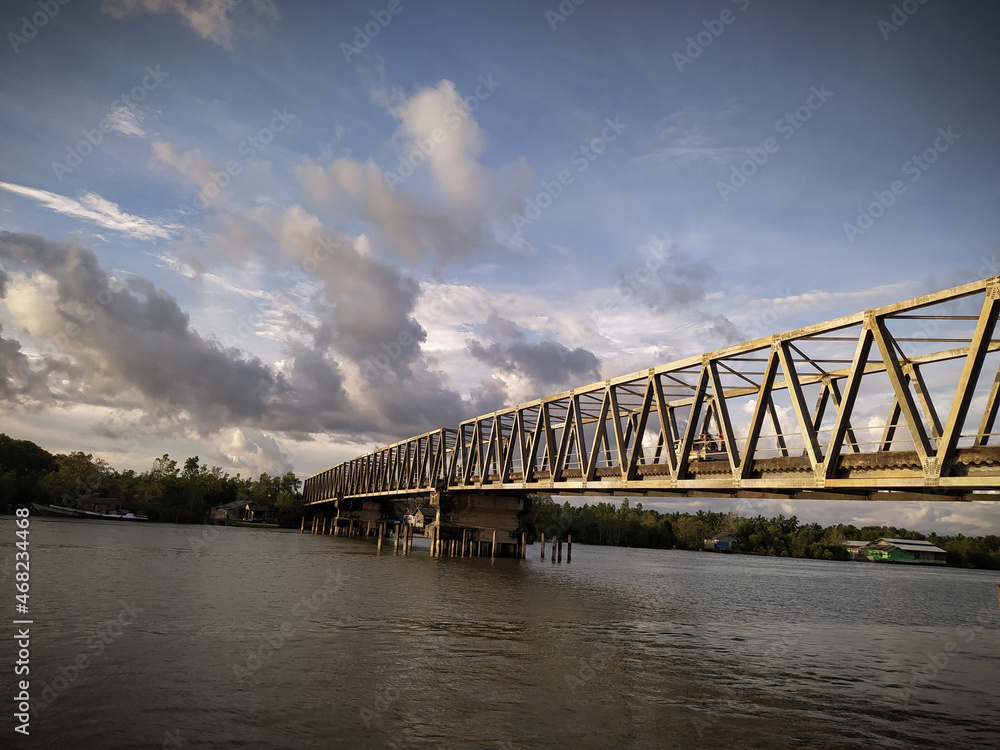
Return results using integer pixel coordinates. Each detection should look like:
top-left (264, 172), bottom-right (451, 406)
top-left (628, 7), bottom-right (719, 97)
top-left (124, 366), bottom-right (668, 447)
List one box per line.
top-left (304, 278), bottom-right (1000, 512)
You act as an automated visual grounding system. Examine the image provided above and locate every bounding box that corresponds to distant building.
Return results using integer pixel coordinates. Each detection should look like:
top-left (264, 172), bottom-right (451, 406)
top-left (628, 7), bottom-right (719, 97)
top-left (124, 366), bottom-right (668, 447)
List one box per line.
top-left (845, 538), bottom-right (948, 565)
top-left (704, 531), bottom-right (739, 552)
top-left (406, 507), bottom-right (437, 531)
top-left (211, 500), bottom-right (276, 525)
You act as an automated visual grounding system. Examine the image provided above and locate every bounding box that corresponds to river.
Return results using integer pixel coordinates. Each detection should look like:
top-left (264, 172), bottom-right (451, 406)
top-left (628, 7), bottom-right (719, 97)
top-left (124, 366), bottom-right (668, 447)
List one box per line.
top-left (3, 516), bottom-right (998, 749)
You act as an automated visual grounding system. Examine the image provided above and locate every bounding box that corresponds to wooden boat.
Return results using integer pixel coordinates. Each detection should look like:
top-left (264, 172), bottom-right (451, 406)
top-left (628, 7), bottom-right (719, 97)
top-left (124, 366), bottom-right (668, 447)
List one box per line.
top-left (31, 502), bottom-right (84, 518)
top-left (31, 502), bottom-right (149, 521)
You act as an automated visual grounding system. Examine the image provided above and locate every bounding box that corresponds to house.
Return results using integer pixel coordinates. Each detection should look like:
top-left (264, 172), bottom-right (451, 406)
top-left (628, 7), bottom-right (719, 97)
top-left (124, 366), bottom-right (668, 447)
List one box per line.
top-left (211, 499), bottom-right (277, 525)
top-left (704, 531), bottom-right (739, 552)
top-left (405, 507), bottom-right (437, 531)
top-left (847, 538), bottom-right (948, 565)
top-left (78, 492), bottom-right (122, 513)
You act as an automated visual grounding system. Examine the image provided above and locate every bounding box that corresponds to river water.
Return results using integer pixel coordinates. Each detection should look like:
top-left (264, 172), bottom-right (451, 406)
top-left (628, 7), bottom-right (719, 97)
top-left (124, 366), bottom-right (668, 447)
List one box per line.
top-left (3, 516), bottom-right (998, 749)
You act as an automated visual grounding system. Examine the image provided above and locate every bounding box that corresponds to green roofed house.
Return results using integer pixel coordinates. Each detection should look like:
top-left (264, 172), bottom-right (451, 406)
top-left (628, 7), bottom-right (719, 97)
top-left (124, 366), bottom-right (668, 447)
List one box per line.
top-left (850, 538), bottom-right (948, 565)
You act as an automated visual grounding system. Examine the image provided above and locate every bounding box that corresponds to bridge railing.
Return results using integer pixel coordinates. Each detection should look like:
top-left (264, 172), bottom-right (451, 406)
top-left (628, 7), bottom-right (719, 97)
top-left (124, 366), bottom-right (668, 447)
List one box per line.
top-left (304, 277), bottom-right (1000, 503)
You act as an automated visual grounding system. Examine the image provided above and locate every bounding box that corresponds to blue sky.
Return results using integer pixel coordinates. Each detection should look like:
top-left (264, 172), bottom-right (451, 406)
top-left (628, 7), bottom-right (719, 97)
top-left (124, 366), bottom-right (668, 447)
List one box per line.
top-left (2, 0), bottom-right (999, 533)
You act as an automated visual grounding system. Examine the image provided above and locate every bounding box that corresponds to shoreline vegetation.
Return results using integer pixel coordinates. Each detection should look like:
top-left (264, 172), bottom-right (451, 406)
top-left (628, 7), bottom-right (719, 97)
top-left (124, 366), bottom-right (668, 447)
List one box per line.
top-left (3, 434), bottom-right (998, 569)
top-left (525, 495), bottom-right (1000, 570)
top-left (0, 433), bottom-right (303, 527)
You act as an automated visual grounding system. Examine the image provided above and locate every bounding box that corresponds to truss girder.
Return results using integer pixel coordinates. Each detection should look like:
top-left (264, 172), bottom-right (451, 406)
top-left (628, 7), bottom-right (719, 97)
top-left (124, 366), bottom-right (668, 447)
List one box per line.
top-left (303, 278), bottom-right (1000, 504)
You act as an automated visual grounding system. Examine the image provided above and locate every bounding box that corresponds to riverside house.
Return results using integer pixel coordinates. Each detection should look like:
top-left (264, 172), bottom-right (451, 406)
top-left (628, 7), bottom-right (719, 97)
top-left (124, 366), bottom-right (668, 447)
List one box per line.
top-left (846, 538), bottom-right (948, 565)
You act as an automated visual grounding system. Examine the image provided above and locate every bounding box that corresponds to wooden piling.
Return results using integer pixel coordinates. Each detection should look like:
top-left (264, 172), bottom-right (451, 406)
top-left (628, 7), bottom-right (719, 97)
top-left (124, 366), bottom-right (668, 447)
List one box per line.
top-left (551, 535), bottom-right (556, 562)
top-left (492, 529), bottom-right (497, 559)
top-left (431, 526), bottom-right (437, 556)
top-left (393, 524), bottom-right (400, 552)
top-left (461, 529), bottom-right (467, 558)
top-left (541, 533), bottom-right (545, 560)
top-left (557, 537), bottom-right (562, 562)
top-left (300, 516), bottom-right (305, 534)
top-left (377, 523), bottom-right (383, 552)
top-left (567, 534), bottom-right (572, 563)
top-left (521, 532), bottom-right (527, 559)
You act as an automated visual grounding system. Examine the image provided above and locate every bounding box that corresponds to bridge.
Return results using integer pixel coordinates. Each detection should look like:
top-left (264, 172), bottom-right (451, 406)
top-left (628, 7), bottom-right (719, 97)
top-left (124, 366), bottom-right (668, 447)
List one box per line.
top-left (302, 277), bottom-right (1000, 557)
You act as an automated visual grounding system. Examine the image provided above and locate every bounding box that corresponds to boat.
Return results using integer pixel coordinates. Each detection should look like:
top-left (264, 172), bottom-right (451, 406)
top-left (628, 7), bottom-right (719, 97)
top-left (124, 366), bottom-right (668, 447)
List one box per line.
top-left (79, 508), bottom-right (149, 522)
top-left (30, 502), bottom-right (149, 521)
top-left (227, 518), bottom-right (280, 528)
top-left (31, 502), bottom-right (85, 518)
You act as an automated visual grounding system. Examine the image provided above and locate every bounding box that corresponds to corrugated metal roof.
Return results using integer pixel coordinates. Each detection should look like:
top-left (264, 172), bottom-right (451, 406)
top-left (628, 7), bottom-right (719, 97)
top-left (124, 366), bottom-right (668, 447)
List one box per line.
top-left (879, 538), bottom-right (947, 554)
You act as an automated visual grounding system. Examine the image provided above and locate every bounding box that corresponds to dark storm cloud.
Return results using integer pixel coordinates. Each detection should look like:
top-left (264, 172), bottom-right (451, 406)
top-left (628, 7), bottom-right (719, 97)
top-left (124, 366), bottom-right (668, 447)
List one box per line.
top-left (0, 230), bottom-right (495, 444)
top-left (0, 232), bottom-right (306, 432)
top-left (467, 313), bottom-right (601, 395)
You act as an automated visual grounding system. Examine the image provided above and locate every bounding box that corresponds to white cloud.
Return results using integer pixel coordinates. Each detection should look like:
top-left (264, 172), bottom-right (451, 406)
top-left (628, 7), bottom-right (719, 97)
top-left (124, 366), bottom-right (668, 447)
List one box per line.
top-left (107, 106), bottom-right (147, 137)
top-left (101, 0), bottom-right (280, 50)
top-left (216, 427), bottom-right (292, 477)
top-left (0, 182), bottom-right (181, 241)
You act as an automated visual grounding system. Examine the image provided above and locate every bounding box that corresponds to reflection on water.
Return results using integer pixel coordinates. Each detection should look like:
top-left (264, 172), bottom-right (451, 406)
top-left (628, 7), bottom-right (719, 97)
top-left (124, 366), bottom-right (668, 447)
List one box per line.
top-left (3, 517), bottom-right (998, 749)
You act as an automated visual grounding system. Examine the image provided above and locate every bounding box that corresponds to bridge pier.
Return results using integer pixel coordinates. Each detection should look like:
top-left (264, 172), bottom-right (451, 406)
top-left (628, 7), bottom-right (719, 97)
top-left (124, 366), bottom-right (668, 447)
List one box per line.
top-left (427, 491), bottom-right (530, 559)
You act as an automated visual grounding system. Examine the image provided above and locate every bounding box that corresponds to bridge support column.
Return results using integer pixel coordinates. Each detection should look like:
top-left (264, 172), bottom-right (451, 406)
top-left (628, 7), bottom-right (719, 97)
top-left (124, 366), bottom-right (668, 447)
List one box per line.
top-left (429, 491), bottom-right (530, 559)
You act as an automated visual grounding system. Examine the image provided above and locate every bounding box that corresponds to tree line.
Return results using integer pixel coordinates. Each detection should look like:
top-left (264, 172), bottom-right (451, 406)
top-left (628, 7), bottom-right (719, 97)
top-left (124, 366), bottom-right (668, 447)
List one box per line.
top-left (525, 495), bottom-right (1000, 569)
top-left (0, 434), bottom-right (303, 526)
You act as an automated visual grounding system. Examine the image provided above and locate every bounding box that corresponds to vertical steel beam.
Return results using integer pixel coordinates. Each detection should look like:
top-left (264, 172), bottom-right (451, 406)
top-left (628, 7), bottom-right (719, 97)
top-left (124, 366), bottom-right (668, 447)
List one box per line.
top-left (777, 341), bottom-right (822, 467)
top-left (740, 347), bottom-right (780, 479)
top-left (936, 287), bottom-right (1000, 473)
top-left (825, 325), bottom-right (874, 478)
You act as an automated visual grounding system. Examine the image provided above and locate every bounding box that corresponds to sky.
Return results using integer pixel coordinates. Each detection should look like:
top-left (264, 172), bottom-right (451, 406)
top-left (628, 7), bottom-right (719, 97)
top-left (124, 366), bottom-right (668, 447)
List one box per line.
top-left (2, 0), bottom-right (999, 534)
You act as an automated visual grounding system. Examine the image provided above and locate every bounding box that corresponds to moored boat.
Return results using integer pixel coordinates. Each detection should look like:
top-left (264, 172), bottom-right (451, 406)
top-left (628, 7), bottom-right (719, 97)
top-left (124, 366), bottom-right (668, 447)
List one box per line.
top-left (30, 502), bottom-right (148, 521)
top-left (31, 502), bottom-right (85, 518)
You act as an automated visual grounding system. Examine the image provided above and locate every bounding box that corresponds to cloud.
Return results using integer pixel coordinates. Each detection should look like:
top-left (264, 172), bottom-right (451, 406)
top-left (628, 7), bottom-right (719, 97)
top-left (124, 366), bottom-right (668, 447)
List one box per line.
top-left (296, 79), bottom-right (532, 264)
top-left (107, 106), bottom-right (147, 137)
top-left (101, 0), bottom-right (280, 50)
top-left (0, 183), bottom-right (181, 241)
top-left (215, 427), bottom-right (292, 477)
top-left (0, 231), bottom-right (300, 435)
top-left (613, 239), bottom-right (714, 312)
top-left (467, 312), bottom-right (601, 397)
top-left (639, 106), bottom-right (746, 167)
